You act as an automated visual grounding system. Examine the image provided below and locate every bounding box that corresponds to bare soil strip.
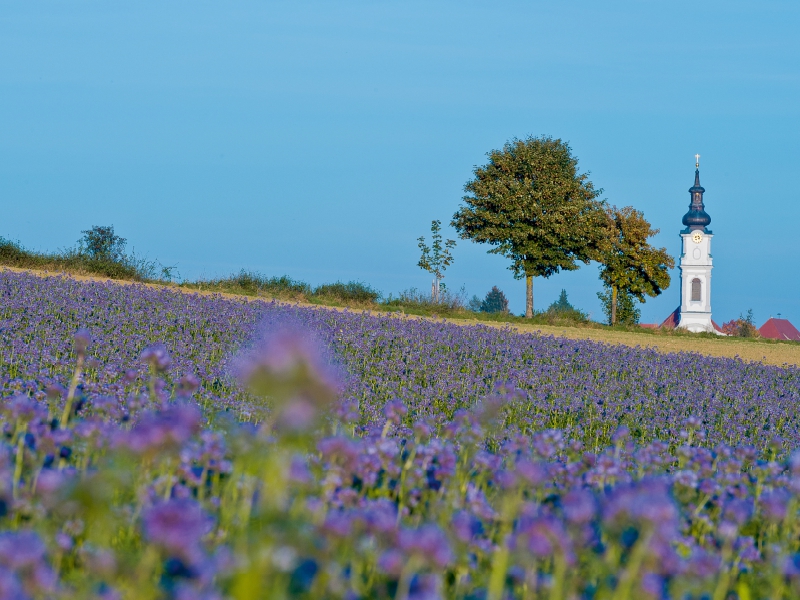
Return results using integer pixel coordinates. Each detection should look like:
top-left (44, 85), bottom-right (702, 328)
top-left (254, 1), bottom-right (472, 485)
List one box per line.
top-left (3, 266), bottom-right (798, 368)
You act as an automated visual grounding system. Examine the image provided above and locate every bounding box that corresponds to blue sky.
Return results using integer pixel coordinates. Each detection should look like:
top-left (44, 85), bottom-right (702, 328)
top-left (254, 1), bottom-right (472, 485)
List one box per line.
top-left (1, 1), bottom-right (798, 323)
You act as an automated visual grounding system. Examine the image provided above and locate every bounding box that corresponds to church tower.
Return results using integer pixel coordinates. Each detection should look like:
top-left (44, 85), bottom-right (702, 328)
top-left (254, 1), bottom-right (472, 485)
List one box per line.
top-left (677, 156), bottom-right (719, 333)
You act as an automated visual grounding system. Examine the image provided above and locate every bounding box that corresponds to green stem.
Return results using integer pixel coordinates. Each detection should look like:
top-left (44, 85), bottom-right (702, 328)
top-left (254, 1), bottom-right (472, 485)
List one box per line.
top-left (12, 422), bottom-right (27, 499)
top-left (60, 354), bottom-right (84, 429)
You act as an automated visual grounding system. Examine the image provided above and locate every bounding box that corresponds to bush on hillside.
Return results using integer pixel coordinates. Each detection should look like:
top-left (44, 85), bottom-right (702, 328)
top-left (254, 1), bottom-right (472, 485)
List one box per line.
top-left (193, 270), bottom-right (311, 298)
top-left (480, 286), bottom-right (509, 314)
top-left (545, 289), bottom-right (588, 322)
top-left (383, 286), bottom-right (467, 311)
top-left (722, 309), bottom-right (759, 337)
top-left (312, 281), bottom-right (380, 304)
top-left (467, 295), bottom-right (482, 312)
top-left (0, 230), bottom-right (155, 281)
top-left (78, 225), bottom-right (127, 263)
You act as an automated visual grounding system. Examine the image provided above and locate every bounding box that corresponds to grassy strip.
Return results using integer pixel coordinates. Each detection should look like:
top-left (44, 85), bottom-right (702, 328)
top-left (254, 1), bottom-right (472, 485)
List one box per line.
top-left (1, 237), bottom-right (797, 346)
top-left (0, 237), bottom-right (153, 281)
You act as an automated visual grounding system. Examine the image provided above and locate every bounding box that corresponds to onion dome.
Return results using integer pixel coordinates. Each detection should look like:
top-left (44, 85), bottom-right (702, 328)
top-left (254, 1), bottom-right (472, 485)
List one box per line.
top-left (682, 167), bottom-right (711, 232)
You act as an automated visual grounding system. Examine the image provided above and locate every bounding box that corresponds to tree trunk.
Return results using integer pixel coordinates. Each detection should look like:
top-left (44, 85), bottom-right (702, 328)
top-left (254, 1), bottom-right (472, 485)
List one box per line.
top-left (525, 275), bottom-right (533, 318)
top-left (611, 285), bottom-right (618, 325)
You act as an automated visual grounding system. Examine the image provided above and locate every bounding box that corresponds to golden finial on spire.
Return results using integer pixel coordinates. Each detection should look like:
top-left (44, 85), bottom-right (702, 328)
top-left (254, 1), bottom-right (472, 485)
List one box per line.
top-left (695, 153), bottom-right (700, 168)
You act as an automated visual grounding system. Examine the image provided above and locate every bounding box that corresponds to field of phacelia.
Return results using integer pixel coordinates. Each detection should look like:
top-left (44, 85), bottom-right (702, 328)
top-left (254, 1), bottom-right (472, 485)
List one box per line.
top-left (1, 270), bottom-right (800, 599)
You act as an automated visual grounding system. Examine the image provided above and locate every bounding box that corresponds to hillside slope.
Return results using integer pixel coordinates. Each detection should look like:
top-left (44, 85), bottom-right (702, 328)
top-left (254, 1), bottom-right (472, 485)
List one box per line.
top-left (2, 265), bottom-right (798, 367)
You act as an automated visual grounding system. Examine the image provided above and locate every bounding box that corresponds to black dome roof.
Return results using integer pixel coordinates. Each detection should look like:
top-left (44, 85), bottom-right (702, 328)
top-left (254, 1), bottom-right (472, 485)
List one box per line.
top-left (682, 168), bottom-right (711, 231)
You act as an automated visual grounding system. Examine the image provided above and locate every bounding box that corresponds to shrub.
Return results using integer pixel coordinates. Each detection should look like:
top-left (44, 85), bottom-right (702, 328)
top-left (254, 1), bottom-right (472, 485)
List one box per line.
top-left (312, 281), bottom-right (381, 304)
top-left (193, 270), bottom-right (311, 298)
top-left (722, 309), bottom-right (759, 337)
top-left (480, 286), bottom-right (509, 314)
top-left (545, 289), bottom-right (588, 322)
top-left (467, 295), bottom-right (482, 312)
top-left (0, 231), bottom-right (155, 281)
top-left (79, 225), bottom-right (127, 262)
top-left (383, 286), bottom-right (467, 311)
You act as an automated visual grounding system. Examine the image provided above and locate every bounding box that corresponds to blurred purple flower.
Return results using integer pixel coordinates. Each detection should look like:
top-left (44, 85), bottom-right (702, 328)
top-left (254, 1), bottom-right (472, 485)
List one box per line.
top-left (761, 489), bottom-right (790, 522)
top-left (398, 525), bottom-right (452, 569)
top-left (233, 325), bottom-right (341, 432)
top-left (562, 489), bottom-right (596, 525)
top-left (383, 400), bottom-right (408, 426)
top-left (143, 499), bottom-right (212, 564)
top-left (140, 344), bottom-right (171, 372)
top-left (73, 328), bottom-right (91, 355)
top-left (121, 403), bottom-right (202, 453)
top-left (452, 511), bottom-right (483, 543)
top-left (377, 549), bottom-right (404, 576)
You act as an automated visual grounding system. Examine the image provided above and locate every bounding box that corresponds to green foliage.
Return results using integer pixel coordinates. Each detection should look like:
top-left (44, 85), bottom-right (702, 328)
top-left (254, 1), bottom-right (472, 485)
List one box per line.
top-left (722, 309), bottom-right (759, 337)
top-left (383, 286), bottom-right (467, 312)
top-left (79, 225), bottom-right (127, 262)
top-left (468, 295), bottom-right (482, 312)
top-left (452, 135), bottom-right (607, 280)
top-left (550, 289), bottom-right (573, 312)
top-left (597, 206), bottom-right (674, 324)
top-left (0, 233), bottom-right (154, 280)
top-left (480, 286), bottom-right (509, 313)
top-left (546, 289), bottom-right (588, 322)
top-left (189, 270), bottom-right (312, 298)
top-left (598, 285), bottom-right (641, 325)
top-left (417, 220), bottom-right (456, 281)
top-left (312, 281), bottom-right (381, 304)
top-left (418, 220), bottom-right (456, 302)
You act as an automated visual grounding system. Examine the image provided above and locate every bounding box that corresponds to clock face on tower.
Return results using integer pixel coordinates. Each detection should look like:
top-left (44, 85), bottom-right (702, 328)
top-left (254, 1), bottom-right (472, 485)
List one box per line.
top-left (692, 232), bottom-right (703, 243)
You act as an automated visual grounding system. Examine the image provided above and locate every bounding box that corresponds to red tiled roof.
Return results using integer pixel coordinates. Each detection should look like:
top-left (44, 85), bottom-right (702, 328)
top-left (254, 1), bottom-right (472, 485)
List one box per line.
top-left (657, 307), bottom-right (724, 333)
top-left (758, 318), bottom-right (800, 341)
top-left (660, 307), bottom-right (680, 329)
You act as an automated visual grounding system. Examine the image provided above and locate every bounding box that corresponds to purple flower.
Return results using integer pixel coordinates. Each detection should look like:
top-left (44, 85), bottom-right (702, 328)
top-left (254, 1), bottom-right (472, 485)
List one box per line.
top-left (122, 403), bottom-right (202, 453)
top-left (140, 344), bottom-right (171, 371)
top-left (377, 549), bottom-right (405, 576)
top-left (562, 489), bottom-right (596, 525)
top-left (0, 567), bottom-right (23, 600)
top-left (760, 489), bottom-right (790, 522)
top-left (452, 511), bottom-right (483, 543)
top-left (383, 400), bottom-right (408, 426)
top-left (398, 525), bottom-right (452, 569)
top-left (73, 328), bottom-right (91, 355)
top-left (514, 516), bottom-right (575, 565)
top-left (142, 499), bottom-right (212, 563)
top-left (234, 325), bottom-right (341, 432)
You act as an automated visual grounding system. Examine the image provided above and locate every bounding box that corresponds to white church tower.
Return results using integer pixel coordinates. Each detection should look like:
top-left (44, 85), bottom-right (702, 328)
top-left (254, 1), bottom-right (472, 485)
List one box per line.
top-left (677, 155), bottom-right (720, 333)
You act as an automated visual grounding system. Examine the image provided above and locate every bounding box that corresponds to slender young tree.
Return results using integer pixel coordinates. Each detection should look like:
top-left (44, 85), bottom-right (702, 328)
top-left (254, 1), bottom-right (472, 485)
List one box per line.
top-left (417, 220), bottom-right (456, 302)
top-left (452, 136), bottom-right (606, 317)
top-left (598, 206), bottom-right (675, 325)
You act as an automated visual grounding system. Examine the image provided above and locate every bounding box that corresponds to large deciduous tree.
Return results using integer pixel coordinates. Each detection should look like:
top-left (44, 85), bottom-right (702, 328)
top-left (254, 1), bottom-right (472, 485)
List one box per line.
top-left (598, 206), bottom-right (674, 325)
top-left (452, 136), bottom-right (606, 318)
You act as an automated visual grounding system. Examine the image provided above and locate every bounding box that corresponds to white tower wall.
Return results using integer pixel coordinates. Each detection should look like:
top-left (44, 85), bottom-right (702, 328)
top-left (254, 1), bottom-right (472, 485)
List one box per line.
top-left (677, 232), bottom-right (717, 333)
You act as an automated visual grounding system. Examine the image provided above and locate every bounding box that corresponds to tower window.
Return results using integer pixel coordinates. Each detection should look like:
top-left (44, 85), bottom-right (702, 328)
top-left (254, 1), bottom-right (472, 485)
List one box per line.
top-left (691, 278), bottom-right (701, 302)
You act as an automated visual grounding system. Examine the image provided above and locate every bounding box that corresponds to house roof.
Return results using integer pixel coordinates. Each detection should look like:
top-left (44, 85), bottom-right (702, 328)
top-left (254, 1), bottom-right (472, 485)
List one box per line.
top-left (657, 307), bottom-right (723, 333)
top-left (758, 318), bottom-right (800, 341)
top-left (660, 307), bottom-right (680, 329)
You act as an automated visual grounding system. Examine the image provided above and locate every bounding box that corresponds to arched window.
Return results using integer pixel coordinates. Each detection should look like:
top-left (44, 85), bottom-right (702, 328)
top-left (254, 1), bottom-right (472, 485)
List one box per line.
top-left (691, 278), bottom-right (701, 302)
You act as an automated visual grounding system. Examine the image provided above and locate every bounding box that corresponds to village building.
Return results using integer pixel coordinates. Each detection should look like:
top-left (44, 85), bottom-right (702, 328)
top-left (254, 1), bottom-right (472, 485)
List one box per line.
top-left (758, 317), bottom-right (800, 341)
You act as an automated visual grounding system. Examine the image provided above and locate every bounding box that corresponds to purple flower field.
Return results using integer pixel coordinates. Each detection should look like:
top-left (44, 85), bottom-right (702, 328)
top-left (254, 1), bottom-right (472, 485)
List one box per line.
top-left (1, 270), bottom-right (800, 599)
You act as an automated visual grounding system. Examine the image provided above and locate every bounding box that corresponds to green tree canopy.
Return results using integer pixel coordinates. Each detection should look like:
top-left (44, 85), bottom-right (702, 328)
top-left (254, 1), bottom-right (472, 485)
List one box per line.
top-left (480, 286), bottom-right (509, 314)
top-left (452, 136), bottom-right (606, 317)
top-left (598, 206), bottom-right (675, 325)
top-left (79, 225), bottom-right (127, 263)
